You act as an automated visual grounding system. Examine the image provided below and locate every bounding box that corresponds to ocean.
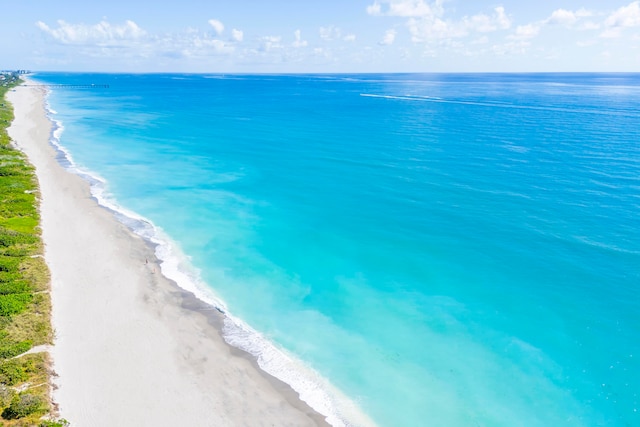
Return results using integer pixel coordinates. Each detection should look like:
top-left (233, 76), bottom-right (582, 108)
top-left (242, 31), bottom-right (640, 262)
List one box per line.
top-left (32, 73), bottom-right (639, 426)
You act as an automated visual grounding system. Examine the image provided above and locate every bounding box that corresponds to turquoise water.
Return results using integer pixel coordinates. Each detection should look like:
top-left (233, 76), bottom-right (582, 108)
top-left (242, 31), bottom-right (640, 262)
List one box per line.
top-left (34, 73), bottom-right (639, 426)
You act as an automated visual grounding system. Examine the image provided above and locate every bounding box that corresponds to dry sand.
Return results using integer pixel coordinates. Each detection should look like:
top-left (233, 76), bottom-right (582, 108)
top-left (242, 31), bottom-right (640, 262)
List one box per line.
top-left (7, 84), bottom-right (330, 426)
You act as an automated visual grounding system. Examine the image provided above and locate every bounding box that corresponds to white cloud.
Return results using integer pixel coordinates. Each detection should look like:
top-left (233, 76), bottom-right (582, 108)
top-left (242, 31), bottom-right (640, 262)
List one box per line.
top-left (188, 36), bottom-right (233, 55)
top-left (463, 7), bottom-right (511, 33)
top-left (601, 1), bottom-right (640, 37)
top-left (320, 25), bottom-right (343, 41)
top-left (388, 0), bottom-right (442, 18)
top-left (407, 17), bottom-right (462, 41)
top-left (540, 7), bottom-right (595, 29)
top-left (369, 0), bottom-right (634, 57)
top-left (494, 7), bottom-right (512, 30)
top-left (503, 6), bottom-right (599, 43)
top-left (367, 0), bottom-right (444, 18)
top-left (36, 19), bottom-right (145, 45)
top-left (605, 1), bottom-right (640, 27)
top-left (368, 2), bottom-right (511, 43)
top-left (293, 29), bottom-right (308, 48)
top-left (367, 2), bottom-right (382, 16)
top-left (491, 40), bottom-right (531, 55)
top-left (35, 3), bottom-right (639, 71)
top-left (35, 19), bottom-right (240, 60)
top-left (208, 19), bottom-right (224, 35)
top-left (380, 29), bottom-right (397, 45)
top-left (510, 23), bottom-right (541, 40)
top-left (546, 9), bottom-right (578, 26)
top-left (154, 31), bottom-right (237, 59)
top-left (231, 28), bottom-right (243, 42)
top-left (320, 26), bottom-right (356, 42)
top-left (260, 35), bottom-right (282, 52)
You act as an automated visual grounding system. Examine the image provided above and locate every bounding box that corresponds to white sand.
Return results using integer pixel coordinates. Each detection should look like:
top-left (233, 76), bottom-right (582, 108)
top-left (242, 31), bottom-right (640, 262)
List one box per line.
top-left (7, 85), bottom-right (329, 426)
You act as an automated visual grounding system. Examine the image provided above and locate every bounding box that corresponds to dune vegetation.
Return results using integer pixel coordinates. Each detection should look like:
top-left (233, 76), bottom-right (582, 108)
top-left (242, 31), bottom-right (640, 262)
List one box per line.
top-left (0, 75), bottom-right (66, 427)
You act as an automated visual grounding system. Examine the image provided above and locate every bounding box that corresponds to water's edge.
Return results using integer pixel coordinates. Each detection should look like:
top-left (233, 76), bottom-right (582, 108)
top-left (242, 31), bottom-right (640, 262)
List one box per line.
top-left (37, 82), bottom-right (374, 427)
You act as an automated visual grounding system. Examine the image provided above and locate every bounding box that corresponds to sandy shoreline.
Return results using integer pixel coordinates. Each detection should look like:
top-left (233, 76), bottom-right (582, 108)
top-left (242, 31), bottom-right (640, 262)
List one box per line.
top-left (7, 84), bottom-right (330, 426)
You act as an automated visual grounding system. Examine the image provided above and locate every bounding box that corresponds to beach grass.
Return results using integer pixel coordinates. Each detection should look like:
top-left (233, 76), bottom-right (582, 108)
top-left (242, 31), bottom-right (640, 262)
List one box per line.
top-left (0, 78), bottom-right (59, 426)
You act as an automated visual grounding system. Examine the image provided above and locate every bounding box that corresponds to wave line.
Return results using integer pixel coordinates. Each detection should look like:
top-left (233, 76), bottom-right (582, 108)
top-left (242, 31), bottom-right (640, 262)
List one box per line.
top-left (360, 93), bottom-right (640, 117)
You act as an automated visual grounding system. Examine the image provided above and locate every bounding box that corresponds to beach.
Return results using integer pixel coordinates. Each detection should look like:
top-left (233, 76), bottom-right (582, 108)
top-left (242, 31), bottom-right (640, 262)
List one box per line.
top-left (6, 84), bottom-right (329, 426)
top-left (6, 72), bottom-right (639, 427)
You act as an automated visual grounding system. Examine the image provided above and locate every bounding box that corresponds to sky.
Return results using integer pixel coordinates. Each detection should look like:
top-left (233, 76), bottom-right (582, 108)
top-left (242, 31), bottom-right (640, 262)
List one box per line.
top-left (2, 0), bottom-right (640, 73)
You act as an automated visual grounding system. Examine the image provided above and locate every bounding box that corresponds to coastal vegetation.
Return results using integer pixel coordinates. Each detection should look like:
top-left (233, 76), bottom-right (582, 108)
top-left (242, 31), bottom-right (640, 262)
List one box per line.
top-left (0, 76), bottom-right (63, 426)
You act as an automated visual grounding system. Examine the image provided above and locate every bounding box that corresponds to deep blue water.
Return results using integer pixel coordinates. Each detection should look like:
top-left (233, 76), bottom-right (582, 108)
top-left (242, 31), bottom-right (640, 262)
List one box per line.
top-left (33, 73), bottom-right (639, 426)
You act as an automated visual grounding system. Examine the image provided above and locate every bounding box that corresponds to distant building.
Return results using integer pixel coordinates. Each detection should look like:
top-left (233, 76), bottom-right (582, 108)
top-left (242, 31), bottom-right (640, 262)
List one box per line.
top-left (0, 71), bottom-right (22, 86)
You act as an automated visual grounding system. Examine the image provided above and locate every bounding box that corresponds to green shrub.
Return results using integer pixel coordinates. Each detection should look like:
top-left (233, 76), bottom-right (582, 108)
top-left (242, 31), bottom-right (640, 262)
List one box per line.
top-left (0, 360), bottom-right (28, 386)
top-left (0, 340), bottom-right (31, 359)
top-left (2, 393), bottom-right (45, 419)
top-left (0, 80), bottom-right (54, 421)
top-left (0, 228), bottom-right (37, 247)
top-left (0, 257), bottom-right (19, 273)
top-left (0, 293), bottom-right (32, 316)
top-left (0, 272), bottom-right (20, 283)
top-left (0, 217), bottom-right (38, 234)
top-left (0, 384), bottom-right (14, 408)
top-left (0, 247), bottom-right (29, 257)
top-left (40, 419), bottom-right (70, 427)
top-left (0, 281), bottom-right (30, 295)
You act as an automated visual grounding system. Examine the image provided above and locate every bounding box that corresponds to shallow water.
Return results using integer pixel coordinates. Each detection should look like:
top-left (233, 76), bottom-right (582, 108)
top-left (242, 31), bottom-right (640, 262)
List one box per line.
top-left (35, 73), bottom-right (640, 426)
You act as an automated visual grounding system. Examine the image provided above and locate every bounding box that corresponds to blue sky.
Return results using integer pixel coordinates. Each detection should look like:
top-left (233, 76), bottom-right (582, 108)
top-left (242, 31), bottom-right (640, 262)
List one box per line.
top-left (2, 0), bottom-right (640, 72)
